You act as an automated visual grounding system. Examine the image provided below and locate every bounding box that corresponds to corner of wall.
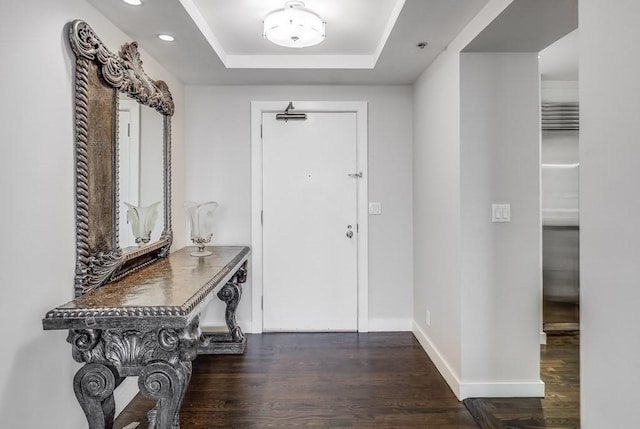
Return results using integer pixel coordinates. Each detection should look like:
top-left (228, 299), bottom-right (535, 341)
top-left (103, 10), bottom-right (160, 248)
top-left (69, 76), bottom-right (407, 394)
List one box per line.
top-left (412, 321), bottom-right (462, 400)
top-left (413, 319), bottom-right (545, 400)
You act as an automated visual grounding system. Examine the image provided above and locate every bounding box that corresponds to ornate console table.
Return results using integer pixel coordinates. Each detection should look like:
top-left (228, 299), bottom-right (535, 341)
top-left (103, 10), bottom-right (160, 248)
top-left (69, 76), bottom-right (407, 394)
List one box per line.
top-left (43, 246), bottom-right (250, 429)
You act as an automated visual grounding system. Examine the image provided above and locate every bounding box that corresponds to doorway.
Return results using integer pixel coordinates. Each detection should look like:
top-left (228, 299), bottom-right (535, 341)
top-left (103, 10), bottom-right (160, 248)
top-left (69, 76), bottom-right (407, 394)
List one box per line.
top-left (539, 30), bottom-right (580, 334)
top-left (250, 101), bottom-right (369, 333)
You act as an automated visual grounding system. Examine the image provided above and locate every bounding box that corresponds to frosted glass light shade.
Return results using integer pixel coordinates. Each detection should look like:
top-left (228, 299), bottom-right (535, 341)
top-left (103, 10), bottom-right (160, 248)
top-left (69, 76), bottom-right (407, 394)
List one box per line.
top-left (263, 1), bottom-right (326, 48)
top-left (125, 201), bottom-right (160, 246)
top-left (185, 201), bottom-right (218, 257)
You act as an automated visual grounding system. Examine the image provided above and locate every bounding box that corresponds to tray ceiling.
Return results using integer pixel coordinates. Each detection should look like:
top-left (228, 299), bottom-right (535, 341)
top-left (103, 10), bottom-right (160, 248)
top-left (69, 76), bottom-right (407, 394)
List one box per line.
top-left (87, 0), bottom-right (492, 84)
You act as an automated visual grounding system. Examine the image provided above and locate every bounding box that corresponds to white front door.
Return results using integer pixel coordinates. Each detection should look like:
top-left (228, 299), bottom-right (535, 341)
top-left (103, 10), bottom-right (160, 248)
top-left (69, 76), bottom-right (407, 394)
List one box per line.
top-left (262, 111), bottom-right (358, 331)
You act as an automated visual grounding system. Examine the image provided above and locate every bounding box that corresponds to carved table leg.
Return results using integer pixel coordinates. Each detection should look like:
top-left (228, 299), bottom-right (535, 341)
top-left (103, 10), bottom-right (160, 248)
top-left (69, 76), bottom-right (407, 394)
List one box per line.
top-left (73, 363), bottom-right (119, 429)
top-left (198, 262), bottom-right (247, 354)
top-left (135, 319), bottom-right (199, 429)
top-left (220, 281), bottom-right (244, 341)
top-left (139, 360), bottom-right (191, 429)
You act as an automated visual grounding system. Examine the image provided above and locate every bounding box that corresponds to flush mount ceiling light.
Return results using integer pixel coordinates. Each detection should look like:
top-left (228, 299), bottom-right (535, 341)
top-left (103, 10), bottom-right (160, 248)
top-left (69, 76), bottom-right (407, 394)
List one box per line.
top-left (122, 0), bottom-right (143, 5)
top-left (263, 1), bottom-right (326, 48)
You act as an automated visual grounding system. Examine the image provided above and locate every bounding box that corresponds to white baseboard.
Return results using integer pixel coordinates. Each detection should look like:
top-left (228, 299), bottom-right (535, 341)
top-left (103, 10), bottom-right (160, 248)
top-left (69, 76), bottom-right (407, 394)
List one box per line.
top-left (201, 320), bottom-right (253, 334)
top-left (368, 318), bottom-right (412, 332)
top-left (411, 321), bottom-right (463, 399)
top-left (411, 321), bottom-right (545, 400)
top-left (461, 380), bottom-right (545, 398)
top-left (540, 330), bottom-right (547, 345)
top-left (250, 320), bottom-right (262, 334)
top-left (246, 319), bottom-right (411, 334)
top-left (114, 377), bottom-right (139, 418)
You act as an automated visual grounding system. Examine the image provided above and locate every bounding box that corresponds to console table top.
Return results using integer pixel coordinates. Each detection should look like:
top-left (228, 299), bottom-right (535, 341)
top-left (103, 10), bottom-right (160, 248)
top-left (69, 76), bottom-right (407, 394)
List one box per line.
top-left (43, 246), bottom-right (250, 330)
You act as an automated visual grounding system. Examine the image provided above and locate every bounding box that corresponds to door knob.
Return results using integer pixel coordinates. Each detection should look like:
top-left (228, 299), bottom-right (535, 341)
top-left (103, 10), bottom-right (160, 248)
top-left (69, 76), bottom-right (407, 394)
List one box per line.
top-left (346, 225), bottom-right (353, 239)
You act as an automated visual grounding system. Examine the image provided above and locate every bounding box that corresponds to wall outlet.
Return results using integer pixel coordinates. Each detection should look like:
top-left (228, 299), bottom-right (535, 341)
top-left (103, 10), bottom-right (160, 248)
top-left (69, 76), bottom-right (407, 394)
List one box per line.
top-left (426, 309), bottom-right (431, 326)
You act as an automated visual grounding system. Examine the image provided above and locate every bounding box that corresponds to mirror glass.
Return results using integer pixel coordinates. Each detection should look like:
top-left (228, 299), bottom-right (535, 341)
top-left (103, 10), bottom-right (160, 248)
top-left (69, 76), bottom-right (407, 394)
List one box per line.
top-left (118, 94), bottom-right (165, 251)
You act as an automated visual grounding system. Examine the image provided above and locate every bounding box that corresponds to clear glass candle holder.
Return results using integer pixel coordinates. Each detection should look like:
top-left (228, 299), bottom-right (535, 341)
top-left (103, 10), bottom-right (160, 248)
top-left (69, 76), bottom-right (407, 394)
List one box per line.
top-left (125, 201), bottom-right (160, 246)
top-left (185, 201), bottom-right (218, 257)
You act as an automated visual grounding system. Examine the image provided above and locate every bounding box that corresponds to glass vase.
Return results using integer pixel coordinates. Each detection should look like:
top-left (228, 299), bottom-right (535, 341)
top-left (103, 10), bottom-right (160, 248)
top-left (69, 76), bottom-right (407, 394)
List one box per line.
top-left (124, 201), bottom-right (161, 246)
top-left (185, 201), bottom-right (219, 257)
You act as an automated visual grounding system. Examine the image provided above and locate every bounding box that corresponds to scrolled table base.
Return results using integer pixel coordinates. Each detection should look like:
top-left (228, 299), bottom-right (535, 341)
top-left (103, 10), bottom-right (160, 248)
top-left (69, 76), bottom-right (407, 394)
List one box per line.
top-left (69, 318), bottom-right (200, 429)
top-left (198, 261), bottom-right (248, 355)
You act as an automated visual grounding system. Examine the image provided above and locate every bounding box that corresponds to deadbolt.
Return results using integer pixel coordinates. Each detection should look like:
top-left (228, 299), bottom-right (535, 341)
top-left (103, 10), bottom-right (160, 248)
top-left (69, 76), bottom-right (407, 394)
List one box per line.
top-left (346, 225), bottom-right (353, 239)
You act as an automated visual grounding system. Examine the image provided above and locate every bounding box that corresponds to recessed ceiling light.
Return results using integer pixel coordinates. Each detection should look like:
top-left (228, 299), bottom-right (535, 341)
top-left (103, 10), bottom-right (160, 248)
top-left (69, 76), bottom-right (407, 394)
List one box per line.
top-left (158, 34), bottom-right (175, 42)
top-left (122, 0), bottom-right (143, 5)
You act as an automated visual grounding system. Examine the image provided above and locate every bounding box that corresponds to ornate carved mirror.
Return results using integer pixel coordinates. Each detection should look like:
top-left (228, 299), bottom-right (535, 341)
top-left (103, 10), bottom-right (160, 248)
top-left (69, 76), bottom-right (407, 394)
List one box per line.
top-left (69, 20), bottom-right (174, 296)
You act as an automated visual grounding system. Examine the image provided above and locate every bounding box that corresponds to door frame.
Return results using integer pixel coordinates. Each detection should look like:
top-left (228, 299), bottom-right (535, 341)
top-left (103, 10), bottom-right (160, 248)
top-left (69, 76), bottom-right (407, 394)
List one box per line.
top-left (250, 101), bottom-right (369, 333)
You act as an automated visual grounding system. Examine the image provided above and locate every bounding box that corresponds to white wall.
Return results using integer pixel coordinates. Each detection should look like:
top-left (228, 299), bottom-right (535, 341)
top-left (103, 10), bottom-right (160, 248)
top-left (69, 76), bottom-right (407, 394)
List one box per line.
top-left (580, 0), bottom-right (640, 427)
top-left (412, 49), bottom-right (464, 388)
top-left (541, 80), bottom-right (578, 103)
top-left (460, 53), bottom-right (543, 396)
top-left (0, 1), bottom-right (186, 427)
top-left (184, 85), bottom-right (414, 332)
top-left (411, 0), bottom-right (516, 398)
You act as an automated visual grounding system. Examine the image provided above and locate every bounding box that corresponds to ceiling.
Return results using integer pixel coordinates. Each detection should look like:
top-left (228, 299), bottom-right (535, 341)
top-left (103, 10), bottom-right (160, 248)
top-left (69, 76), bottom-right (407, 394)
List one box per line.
top-left (87, 0), bottom-right (491, 85)
top-left (87, 0), bottom-right (579, 86)
top-left (539, 29), bottom-right (579, 81)
top-left (463, 0), bottom-right (577, 53)
top-left (183, 0), bottom-right (402, 68)
top-left (462, 0), bottom-right (578, 81)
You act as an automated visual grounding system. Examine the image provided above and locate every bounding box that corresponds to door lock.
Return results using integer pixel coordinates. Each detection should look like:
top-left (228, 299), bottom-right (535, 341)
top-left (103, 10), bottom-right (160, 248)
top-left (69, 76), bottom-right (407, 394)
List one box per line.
top-left (346, 225), bottom-right (354, 239)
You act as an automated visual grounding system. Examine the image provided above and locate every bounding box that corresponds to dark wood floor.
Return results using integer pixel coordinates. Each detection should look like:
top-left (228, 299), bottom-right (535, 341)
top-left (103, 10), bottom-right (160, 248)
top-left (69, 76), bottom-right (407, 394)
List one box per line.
top-left (543, 300), bottom-right (579, 333)
top-left (542, 225), bottom-right (580, 334)
top-left (115, 332), bottom-right (579, 429)
top-left (464, 334), bottom-right (580, 429)
top-left (544, 300), bottom-right (579, 325)
top-left (115, 333), bottom-right (479, 428)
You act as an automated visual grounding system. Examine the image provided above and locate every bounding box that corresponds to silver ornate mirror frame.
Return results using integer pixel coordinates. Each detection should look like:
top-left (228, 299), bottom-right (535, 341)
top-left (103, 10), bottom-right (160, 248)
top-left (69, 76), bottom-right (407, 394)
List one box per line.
top-left (69, 20), bottom-right (174, 296)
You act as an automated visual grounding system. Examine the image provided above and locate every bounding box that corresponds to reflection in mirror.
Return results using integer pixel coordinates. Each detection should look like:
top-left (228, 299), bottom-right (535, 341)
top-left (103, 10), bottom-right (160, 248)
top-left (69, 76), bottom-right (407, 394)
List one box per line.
top-left (125, 201), bottom-right (160, 245)
top-left (118, 94), bottom-right (165, 250)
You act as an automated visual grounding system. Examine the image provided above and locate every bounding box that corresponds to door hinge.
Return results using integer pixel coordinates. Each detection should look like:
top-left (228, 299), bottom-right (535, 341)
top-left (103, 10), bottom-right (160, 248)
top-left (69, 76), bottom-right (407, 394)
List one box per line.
top-left (261, 295), bottom-right (264, 310)
top-left (127, 123), bottom-right (131, 137)
top-left (357, 224), bottom-right (359, 233)
top-left (260, 124), bottom-right (263, 139)
top-left (261, 210), bottom-right (263, 225)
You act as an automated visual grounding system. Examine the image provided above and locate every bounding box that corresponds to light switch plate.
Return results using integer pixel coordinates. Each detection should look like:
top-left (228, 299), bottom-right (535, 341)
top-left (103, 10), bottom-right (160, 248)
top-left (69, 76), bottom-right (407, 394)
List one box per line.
top-left (369, 202), bottom-right (382, 215)
top-left (492, 204), bottom-right (511, 222)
